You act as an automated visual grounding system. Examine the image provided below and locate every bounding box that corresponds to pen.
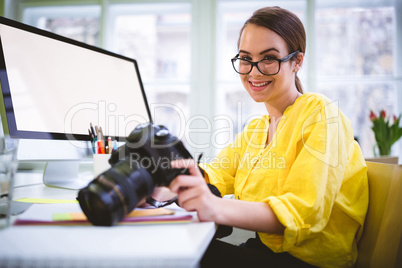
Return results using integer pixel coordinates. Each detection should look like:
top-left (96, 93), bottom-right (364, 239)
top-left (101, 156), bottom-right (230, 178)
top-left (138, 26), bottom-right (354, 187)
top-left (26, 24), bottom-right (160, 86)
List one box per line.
top-left (94, 138), bottom-right (98, 154)
top-left (89, 129), bottom-right (96, 154)
top-left (95, 125), bottom-right (99, 139)
top-left (90, 123), bottom-right (96, 138)
top-left (97, 140), bottom-right (106, 154)
top-left (93, 136), bottom-right (98, 153)
top-left (99, 139), bottom-right (105, 154)
top-left (113, 140), bottom-right (118, 151)
top-left (107, 137), bottom-right (112, 154)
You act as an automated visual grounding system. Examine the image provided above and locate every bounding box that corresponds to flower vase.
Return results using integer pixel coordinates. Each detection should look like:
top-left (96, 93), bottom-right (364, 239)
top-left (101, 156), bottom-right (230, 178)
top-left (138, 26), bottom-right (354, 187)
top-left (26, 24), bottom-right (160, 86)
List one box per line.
top-left (366, 143), bottom-right (399, 164)
top-left (375, 143), bottom-right (391, 158)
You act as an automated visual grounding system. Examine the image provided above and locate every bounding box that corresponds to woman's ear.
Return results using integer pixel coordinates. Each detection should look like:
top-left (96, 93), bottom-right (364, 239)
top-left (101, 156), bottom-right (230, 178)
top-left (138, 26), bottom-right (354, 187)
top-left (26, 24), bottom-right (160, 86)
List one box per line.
top-left (293, 52), bottom-right (304, 72)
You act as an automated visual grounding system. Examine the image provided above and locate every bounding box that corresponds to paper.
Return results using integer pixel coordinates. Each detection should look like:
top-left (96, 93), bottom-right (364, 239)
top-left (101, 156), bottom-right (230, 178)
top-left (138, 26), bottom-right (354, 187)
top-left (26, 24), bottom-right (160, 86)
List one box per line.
top-left (15, 198), bottom-right (78, 204)
top-left (14, 203), bottom-right (192, 226)
top-left (52, 207), bottom-right (175, 221)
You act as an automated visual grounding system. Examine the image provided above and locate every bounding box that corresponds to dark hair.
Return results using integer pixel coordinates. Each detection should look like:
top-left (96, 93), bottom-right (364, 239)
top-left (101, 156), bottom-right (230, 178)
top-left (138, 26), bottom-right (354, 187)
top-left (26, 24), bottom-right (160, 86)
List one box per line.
top-left (238, 7), bottom-right (306, 93)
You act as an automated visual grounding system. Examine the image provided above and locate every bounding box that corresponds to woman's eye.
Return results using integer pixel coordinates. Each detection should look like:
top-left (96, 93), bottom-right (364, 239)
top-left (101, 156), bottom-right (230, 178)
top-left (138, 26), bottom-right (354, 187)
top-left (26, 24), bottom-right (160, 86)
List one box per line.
top-left (263, 56), bottom-right (276, 61)
top-left (240, 56), bottom-right (252, 61)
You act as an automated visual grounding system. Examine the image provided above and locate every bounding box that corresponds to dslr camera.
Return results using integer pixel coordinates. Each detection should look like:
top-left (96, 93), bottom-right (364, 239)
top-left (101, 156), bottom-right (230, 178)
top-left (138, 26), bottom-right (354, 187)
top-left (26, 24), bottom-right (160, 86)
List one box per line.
top-left (77, 123), bottom-right (193, 226)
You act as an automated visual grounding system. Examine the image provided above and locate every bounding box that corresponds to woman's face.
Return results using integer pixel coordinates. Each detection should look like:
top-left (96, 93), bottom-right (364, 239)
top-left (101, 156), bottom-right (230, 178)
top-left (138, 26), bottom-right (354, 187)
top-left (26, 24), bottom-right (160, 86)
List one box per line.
top-left (238, 24), bottom-right (298, 103)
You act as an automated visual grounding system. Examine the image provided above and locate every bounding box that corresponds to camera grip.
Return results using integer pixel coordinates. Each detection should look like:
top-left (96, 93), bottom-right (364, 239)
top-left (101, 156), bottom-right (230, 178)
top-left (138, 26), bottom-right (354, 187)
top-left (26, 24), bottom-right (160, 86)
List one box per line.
top-left (163, 167), bottom-right (189, 186)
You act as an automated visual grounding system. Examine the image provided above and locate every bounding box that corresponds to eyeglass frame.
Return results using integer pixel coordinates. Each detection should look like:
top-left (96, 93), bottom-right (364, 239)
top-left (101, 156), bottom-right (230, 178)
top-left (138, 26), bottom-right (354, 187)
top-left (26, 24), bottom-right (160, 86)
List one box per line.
top-left (231, 50), bottom-right (300, 76)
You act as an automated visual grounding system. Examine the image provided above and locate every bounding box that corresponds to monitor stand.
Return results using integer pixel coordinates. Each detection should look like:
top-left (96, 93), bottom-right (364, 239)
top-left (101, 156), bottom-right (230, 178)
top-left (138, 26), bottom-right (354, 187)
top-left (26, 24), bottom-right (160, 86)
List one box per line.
top-left (43, 160), bottom-right (93, 190)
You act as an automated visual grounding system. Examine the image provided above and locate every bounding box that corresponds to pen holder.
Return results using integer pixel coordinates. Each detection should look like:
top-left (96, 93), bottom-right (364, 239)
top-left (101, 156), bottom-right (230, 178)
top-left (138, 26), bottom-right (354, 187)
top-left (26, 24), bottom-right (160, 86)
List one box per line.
top-left (93, 154), bottom-right (112, 177)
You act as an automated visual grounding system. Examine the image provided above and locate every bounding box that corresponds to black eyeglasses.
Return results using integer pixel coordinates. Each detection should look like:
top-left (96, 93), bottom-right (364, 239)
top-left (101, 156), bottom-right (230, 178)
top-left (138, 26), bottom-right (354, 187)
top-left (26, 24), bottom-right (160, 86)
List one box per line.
top-left (231, 50), bottom-right (299, 76)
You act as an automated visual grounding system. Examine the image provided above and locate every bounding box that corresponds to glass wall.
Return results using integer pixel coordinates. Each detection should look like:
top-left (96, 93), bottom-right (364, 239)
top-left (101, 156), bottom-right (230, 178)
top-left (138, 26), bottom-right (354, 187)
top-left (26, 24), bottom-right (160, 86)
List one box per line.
top-left (22, 5), bottom-right (101, 46)
top-left (108, 3), bottom-right (191, 137)
top-left (8, 0), bottom-right (402, 158)
top-left (315, 0), bottom-right (398, 157)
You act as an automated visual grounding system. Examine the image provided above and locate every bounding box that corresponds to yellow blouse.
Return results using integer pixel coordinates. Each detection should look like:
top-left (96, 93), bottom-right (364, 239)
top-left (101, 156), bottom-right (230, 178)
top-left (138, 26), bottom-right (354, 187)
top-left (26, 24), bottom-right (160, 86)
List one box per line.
top-left (200, 93), bottom-right (369, 268)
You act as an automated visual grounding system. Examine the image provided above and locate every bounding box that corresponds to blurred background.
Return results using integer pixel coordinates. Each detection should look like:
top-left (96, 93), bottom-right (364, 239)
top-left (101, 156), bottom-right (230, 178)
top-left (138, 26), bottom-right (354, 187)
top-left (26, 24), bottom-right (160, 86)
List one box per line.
top-left (2, 0), bottom-right (401, 160)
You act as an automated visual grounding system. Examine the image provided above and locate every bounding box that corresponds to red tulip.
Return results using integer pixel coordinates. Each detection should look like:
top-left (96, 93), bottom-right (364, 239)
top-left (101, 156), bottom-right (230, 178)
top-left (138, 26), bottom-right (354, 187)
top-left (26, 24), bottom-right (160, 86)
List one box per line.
top-left (380, 110), bottom-right (386, 119)
top-left (370, 110), bottom-right (402, 156)
top-left (369, 110), bottom-right (377, 121)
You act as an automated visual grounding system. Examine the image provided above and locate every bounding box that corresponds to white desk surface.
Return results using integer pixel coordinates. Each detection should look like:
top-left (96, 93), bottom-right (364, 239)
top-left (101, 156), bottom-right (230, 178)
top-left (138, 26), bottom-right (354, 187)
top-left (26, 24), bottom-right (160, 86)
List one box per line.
top-left (0, 171), bottom-right (216, 268)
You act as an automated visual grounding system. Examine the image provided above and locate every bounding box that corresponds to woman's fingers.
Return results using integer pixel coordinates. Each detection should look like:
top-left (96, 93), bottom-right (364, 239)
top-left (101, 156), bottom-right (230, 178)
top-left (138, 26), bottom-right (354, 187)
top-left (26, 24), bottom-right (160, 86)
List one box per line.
top-left (169, 174), bottom-right (203, 193)
top-left (171, 158), bottom-right (202, 177)
top-left (177, 182), bottom-right (221, 222)
top-left (169, 158), bottom-right (220, 222)
top-left (169, 159), bottom-right (204, 193)
top-left (176, 183), bottom-right (206, 207)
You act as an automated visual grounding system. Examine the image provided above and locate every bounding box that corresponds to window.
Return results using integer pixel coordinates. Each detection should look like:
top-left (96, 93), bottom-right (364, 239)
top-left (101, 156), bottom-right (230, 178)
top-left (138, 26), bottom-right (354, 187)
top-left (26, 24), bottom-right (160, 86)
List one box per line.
top-left (315, 0), bottom-right (398, 157)
top-left (22, 5), bottom-right (101, 46)
top-left (108, 3), bottom-right (191, 137)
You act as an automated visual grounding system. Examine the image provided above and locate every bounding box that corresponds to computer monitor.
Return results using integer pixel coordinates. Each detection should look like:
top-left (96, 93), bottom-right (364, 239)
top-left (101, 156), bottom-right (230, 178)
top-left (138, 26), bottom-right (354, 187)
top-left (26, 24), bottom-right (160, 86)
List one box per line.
top-left (0, 16), bottom-right (152, 189)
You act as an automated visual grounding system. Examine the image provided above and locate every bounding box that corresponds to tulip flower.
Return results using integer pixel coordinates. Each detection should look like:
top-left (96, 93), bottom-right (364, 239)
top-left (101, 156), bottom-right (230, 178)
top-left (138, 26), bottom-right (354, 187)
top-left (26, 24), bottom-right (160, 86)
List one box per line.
top-left (380, 110), bottom-right (386, 119)
top-left (370, 110), bottom-right (402, 156)
top-left (369, 110), bottom-right (377, 122)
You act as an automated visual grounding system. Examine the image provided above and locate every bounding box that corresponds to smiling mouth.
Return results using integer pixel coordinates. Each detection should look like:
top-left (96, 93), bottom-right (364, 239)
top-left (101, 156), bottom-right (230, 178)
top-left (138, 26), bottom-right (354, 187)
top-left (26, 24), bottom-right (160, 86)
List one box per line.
top-left (251, 81), bottom-right (269, 87)
top-left (249, 81), bottom-right (271, 88)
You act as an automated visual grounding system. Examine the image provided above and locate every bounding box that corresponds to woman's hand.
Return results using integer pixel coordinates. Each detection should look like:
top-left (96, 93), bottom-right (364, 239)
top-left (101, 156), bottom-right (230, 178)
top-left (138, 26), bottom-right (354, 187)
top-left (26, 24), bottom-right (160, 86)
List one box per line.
top-left (150, 186), bottom-right (177, 202)
top-left (170, 159), bottom-right (221, 222)
top-left (170, 159), bottom-right (284, 234)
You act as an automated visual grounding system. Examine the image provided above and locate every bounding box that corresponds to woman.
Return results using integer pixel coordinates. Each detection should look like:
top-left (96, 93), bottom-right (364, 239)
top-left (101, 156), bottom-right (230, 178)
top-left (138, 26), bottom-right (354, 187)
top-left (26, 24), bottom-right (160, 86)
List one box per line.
top-left (168, 7), bottom-right (368, 267)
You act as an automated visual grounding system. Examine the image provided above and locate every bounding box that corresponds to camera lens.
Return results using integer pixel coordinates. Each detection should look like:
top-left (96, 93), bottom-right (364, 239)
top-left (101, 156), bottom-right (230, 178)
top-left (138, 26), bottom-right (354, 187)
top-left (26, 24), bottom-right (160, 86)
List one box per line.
top-left (78, 159), bottom-right (155, 226)
top-left (78, 182), bottom-right (117, 226)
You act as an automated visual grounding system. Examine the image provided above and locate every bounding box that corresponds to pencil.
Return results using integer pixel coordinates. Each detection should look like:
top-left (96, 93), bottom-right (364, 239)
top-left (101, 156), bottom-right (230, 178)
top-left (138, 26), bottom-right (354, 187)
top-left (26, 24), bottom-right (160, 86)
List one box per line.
top-left (95, 125), bottom-right (99, 138)
top-left (107, 137), bottom-right (112, 154)
top-left (99, 126), bottom-right (104, 141)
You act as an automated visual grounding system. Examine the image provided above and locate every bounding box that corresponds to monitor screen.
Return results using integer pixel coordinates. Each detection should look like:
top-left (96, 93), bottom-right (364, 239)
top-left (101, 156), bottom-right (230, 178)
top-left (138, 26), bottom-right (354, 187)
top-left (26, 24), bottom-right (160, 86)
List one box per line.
top-left (0, 16), bottom-right (151, 142)
top-left (0, 16), bottom-right (152, 189)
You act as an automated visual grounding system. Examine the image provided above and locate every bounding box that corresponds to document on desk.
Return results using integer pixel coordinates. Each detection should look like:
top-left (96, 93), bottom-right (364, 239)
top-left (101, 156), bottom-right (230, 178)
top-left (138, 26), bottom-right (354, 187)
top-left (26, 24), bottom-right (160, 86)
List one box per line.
top-left (14, 203), bottom-right (193, 226)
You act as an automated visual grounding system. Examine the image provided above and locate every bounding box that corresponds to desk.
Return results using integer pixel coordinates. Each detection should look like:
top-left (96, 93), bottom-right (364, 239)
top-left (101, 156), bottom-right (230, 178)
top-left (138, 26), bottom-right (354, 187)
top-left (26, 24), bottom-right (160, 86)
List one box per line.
top-left (0, 172), bottom-right (216, 268)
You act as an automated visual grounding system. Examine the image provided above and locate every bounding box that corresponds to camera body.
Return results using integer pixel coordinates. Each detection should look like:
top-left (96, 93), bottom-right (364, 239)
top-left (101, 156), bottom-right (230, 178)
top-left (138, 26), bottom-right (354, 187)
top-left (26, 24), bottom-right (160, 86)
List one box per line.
top-left (77, 123), bottom-right (192, 226)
